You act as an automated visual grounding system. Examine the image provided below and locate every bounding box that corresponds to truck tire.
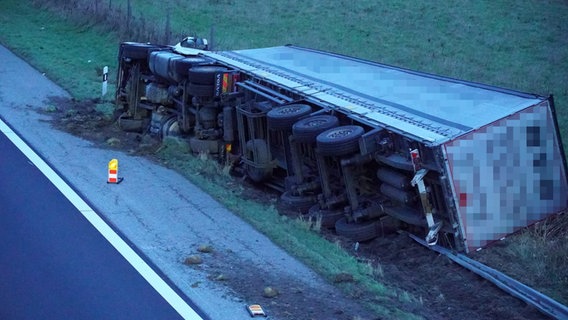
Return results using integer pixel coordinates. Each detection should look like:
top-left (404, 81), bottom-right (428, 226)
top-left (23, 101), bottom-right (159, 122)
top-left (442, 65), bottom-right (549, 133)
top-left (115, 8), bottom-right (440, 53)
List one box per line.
top-left (335, 217), bottom-right (379, 242)
top-left (292, 115), bottom-right (339, 143)
top-left (316, 125), bottom-right (364, 156)
top-left (245, 139), bottom-right (272, 183)
top-left (280, 191), bottom-right (316, 215)
top-left (161, 116), bottom-right (180, 138)
top-left (187, 83), bottom-right (214, 97)
top-left (307, 204), bottom-right (345, 228)
top-left (173, 57), bottom-right (212, 76)
top-left (267, 104), bottom-right (312, 131)
top-left (120, 42), bottom-right (167, 60)
top-left (188, 65), bottom-right (231, 85)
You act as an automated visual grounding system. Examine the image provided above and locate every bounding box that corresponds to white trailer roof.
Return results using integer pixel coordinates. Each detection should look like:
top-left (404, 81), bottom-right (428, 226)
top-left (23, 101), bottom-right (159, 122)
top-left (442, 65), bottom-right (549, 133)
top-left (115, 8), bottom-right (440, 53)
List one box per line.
top-left (204, 46), bottom-right (544, 145)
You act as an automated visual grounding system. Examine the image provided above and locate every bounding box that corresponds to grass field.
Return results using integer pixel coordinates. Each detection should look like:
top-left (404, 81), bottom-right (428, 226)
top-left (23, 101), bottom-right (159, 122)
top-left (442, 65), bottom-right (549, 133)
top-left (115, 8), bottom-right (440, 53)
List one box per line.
top-left (3, 1), bottom-right (567, 139)
top-left (1, 0), bottom-right (567, 317)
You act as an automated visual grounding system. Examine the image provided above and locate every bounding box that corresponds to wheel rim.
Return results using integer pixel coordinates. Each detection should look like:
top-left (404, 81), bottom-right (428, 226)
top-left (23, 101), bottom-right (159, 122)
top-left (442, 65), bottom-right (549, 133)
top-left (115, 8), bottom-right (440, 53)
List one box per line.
top-left (267, 104), bottom-right (312, 130)
top-left (326, 128), bottom-right (354, 139)
top-left (304, 119), bottom-right (328, 127)
top-left (277, 106), bottom-right (303, 115)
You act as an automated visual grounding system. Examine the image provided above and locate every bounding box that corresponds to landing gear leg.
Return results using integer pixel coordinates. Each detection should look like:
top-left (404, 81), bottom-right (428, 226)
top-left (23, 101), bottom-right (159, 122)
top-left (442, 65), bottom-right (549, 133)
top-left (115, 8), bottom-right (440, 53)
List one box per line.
top-left (411, 169), bottom-right (442, 246)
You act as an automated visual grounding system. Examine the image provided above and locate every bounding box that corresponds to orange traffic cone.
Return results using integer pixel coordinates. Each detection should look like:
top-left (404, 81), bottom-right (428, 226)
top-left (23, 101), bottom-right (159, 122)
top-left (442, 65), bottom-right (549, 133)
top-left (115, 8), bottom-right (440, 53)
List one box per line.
top-left (107, 159), bottom-right (123, 184)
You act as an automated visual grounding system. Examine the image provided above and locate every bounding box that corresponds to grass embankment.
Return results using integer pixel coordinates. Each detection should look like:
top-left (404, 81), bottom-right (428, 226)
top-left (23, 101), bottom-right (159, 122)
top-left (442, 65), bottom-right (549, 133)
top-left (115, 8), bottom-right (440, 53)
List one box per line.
top-left (1, 0), bottom-right (567, 315)
top-left (0, 1), bottom-right (117, 100)
top-left (474, 212), bottom-right (568, 304)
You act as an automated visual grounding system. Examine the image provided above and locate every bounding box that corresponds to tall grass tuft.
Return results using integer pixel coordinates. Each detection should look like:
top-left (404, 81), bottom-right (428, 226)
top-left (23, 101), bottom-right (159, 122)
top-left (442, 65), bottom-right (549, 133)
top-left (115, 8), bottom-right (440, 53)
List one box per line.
top-left (502, 212), bottom-right (568, 303)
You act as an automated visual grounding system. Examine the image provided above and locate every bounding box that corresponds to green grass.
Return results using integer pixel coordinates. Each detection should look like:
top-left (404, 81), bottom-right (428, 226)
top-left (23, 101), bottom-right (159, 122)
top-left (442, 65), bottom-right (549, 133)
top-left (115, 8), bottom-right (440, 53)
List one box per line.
top-left (478, 213), bottom-right (568, 304)
top-left (1, 0), bottom-right (567, 317)
top-left (0, 0), bottom-right (119, 101)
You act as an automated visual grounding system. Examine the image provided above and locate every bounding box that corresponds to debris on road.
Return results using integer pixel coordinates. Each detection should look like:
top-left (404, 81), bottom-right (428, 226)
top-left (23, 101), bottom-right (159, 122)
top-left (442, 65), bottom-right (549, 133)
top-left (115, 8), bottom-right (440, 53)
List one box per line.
top-left (246, 304), bottom-right (267, 317)
top-left (262, 286), bottom-right (279, 298)
top-left (197, 244), bottom-right (214, 253)
top-left (183, 255), bottom-right (203, 265)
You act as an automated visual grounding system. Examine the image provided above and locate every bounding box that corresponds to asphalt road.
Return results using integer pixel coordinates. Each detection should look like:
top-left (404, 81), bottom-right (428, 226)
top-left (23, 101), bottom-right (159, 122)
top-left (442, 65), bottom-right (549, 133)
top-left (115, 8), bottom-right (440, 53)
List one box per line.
top-left (0, 120), bottom-right (204, 319)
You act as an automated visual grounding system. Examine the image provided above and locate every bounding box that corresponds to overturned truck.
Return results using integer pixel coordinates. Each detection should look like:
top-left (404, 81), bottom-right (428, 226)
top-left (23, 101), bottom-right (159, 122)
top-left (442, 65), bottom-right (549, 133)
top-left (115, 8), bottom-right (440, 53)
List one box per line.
top-left (116, 38), bottom-right (568, 253)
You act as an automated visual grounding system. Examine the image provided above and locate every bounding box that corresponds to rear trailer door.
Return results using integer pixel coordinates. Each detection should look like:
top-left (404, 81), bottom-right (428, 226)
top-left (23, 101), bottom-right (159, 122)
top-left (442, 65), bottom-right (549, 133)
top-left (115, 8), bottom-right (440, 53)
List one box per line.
top-left (444, 100), bottom-right (568, 252)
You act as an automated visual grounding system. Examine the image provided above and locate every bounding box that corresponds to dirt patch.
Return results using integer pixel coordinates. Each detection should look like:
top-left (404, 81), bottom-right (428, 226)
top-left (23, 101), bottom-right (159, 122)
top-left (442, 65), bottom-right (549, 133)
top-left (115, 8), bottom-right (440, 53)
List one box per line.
top-left (41, 96), bottom-right (555, 320)
top-left (40, 96), bottom-right (162, 156)
top-left (188, 247), bottom-right (382, 320)
top-left (352, 233), bottom-right (547, 320)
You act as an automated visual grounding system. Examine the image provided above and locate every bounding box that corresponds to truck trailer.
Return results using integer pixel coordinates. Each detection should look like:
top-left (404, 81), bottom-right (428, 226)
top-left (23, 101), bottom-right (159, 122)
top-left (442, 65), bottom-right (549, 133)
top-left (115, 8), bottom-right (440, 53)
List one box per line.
top-left (115, 37), bottom-right (568, 253)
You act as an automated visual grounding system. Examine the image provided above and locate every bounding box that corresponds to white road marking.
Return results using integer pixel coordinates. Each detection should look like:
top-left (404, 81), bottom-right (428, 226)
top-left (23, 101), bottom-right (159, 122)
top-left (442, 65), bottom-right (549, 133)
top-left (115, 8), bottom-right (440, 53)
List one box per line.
top-left (0, 118), bottom-right (203, 320)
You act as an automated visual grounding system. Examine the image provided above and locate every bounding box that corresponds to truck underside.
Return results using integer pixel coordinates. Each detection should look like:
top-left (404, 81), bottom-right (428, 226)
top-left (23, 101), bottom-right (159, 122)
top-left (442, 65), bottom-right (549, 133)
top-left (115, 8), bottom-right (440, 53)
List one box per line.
top-left (115, 39), bottom-right (568, 253)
